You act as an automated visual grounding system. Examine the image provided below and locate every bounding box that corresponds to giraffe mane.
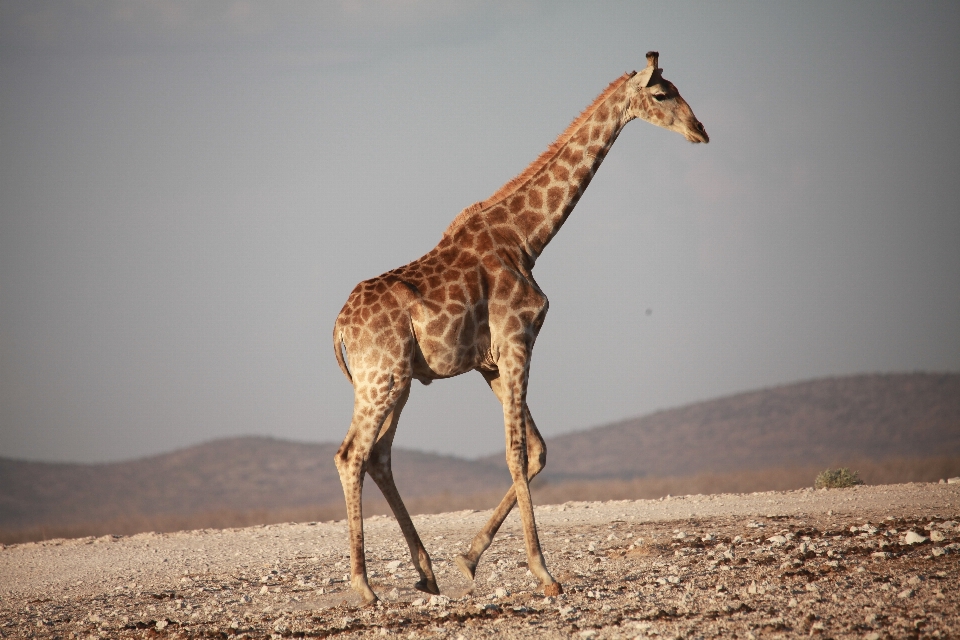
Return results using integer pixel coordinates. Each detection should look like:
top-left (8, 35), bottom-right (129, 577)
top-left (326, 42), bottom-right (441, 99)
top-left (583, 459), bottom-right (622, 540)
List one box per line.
top-left (444, 71), bottom-right (636, 237)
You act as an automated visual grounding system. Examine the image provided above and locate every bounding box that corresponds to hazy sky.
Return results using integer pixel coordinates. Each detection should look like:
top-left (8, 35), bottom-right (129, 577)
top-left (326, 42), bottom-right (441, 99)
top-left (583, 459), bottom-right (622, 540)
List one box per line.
top-left (2, 1), bottom-right (959, 464)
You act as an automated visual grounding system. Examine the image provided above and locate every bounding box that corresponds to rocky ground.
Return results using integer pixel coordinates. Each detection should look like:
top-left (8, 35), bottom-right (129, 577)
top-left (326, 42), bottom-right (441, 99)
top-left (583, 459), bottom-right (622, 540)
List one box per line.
top-left (2, 482), bottom-right (959, 639)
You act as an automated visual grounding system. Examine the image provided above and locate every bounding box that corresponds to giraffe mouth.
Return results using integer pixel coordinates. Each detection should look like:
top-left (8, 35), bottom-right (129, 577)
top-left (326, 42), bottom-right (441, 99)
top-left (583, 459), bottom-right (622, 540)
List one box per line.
top-left (686, 120), bottom-right (709, 143)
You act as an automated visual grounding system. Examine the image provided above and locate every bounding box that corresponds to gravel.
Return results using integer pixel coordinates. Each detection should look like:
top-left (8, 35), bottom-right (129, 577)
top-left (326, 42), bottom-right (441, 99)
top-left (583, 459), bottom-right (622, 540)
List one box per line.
top-left (2, 482), bottom-right (959, 638)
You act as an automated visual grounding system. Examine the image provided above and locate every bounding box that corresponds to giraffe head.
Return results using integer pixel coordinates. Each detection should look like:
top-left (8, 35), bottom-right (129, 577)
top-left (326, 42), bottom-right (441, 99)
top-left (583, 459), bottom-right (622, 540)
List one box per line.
top-left (626, 51), bottom-right (709, 143)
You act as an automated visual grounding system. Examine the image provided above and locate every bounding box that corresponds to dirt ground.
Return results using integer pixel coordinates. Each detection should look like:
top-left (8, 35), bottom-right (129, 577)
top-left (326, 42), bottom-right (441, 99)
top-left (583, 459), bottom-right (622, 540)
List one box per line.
top-left (2, 482), bottom-right (958, 639)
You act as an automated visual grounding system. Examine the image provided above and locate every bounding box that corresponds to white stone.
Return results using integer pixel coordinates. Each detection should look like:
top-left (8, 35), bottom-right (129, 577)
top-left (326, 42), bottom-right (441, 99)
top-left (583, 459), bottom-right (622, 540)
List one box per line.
top-left (947, 477), bottom-right (960, 484)
top-left (930, 531), bottom-right (945, 542)
top-left (898, 588), bottom-right (914, 598)
top-left (494, 587), bottom-right (509, 599)
top-left (904, 531), bottom-right (928, 545)
top-left (767, 535), bottom-right (788, 545)
top-left (429, 595), bottom-right (450, 606)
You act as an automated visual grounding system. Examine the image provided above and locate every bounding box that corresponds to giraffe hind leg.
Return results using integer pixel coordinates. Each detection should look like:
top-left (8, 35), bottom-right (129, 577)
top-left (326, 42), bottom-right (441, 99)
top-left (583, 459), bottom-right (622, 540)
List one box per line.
top-left (335, 371), bottom-right (412, 605)
top-left (366, 385), bottom-right (440, 595)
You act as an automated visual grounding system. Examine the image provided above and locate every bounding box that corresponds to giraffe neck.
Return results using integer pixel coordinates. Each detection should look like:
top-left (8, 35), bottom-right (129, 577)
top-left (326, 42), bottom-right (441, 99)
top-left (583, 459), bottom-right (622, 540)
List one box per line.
top-left (446, 74), bottom-right (635, 266)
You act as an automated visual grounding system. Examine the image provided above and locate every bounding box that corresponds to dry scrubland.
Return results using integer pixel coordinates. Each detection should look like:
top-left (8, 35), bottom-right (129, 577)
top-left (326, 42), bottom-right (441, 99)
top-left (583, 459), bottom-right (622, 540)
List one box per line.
top-left (2, 482), bottom-right (959, 639)
top-left (4, 455), bottom-right (958, 546)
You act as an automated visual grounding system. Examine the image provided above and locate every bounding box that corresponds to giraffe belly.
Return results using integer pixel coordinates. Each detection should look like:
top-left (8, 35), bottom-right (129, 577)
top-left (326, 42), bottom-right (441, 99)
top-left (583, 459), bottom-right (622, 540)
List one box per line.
top-left (411, 315), bottom-right (490, 380)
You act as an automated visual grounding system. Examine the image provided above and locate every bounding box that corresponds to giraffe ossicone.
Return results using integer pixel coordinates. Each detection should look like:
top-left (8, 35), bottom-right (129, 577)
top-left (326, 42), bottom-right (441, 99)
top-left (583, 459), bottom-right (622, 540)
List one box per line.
top-left (331, 52), bottom-right (707, 604)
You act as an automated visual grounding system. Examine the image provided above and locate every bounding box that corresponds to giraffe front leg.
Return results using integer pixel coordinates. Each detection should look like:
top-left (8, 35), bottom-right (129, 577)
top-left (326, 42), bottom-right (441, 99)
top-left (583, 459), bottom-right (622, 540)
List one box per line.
top-left (456, 402), bottom-right (546, 581)
top-left (506, 424), bottom-right (561, 596)
top-left (496, 365), bottom-right (561, 597)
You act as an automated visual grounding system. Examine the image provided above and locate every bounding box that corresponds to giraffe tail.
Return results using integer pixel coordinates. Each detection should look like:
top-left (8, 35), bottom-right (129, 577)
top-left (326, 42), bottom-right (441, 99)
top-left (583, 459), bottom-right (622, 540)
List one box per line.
top-left (333, 323), bottom-right (353, 385)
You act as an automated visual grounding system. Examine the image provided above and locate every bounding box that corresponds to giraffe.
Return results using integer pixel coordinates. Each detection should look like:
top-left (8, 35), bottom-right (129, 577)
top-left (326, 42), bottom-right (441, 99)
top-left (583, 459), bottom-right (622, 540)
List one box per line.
top-left (332, 52), bottom-right (708, 604)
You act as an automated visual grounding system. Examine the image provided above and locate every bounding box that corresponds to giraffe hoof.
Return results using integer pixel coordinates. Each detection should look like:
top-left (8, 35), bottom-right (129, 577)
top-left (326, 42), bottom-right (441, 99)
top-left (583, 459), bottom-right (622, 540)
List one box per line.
top-left (455, 555), bottom-right (477, 581)
top-left (543, 582), bottom-right (563, 597)
top-left (355, 587), bottom-right (379, 605)
top-left (350, 576), bottom-right (379, 605)
top-left (414, 578), bottom-right (440, 595)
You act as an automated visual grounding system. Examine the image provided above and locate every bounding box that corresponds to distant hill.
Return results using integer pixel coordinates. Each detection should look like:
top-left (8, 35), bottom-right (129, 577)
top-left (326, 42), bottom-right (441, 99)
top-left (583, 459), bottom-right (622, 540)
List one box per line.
top-left (1, 372), bottom-right (958, 539)
top-left (0, 439), bottom-right (510, 533)
top-left (523, 372), bottom-right (960, 481)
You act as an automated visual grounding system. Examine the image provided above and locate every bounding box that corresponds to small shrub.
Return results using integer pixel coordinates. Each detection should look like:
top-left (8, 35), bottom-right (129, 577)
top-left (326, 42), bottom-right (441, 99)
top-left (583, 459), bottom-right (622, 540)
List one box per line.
top-left (815, 468), bottom-right (865, 489)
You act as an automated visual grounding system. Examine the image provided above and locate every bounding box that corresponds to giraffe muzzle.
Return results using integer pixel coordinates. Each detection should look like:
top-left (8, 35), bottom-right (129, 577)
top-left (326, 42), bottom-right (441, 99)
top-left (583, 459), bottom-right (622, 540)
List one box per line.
top-left (688, 120), bottom-right (709, 144)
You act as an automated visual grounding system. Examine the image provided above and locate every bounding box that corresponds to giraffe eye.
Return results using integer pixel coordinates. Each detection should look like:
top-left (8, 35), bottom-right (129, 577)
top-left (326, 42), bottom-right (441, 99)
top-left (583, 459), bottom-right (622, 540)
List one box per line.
top-left (653, 94), bottom-right (668, 102)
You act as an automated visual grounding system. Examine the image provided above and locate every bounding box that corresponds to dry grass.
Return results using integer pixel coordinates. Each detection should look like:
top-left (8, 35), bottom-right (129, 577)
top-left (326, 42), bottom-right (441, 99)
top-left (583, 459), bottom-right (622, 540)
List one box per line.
top-left (3, 455), bottom-right (957, 546)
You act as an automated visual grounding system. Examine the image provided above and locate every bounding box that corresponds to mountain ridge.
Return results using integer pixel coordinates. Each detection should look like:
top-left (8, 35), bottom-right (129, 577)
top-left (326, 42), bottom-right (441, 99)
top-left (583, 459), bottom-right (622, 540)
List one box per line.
top-left (2, 372), bottom-right (958, 534)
